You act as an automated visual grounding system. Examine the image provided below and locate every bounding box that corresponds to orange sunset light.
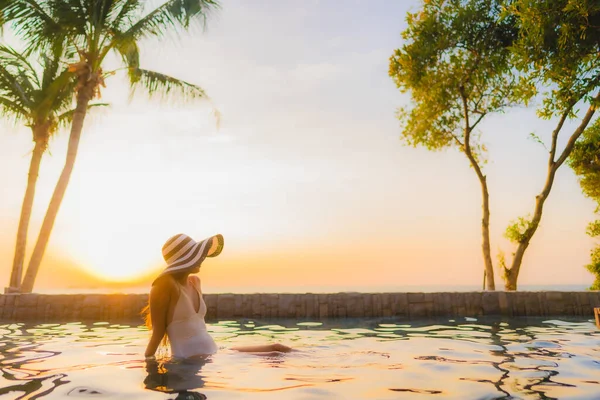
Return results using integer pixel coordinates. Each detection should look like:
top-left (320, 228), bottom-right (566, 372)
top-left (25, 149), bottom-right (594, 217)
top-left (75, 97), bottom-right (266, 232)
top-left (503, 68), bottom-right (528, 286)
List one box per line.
top-left (0, 0), bottom-right (597, 294)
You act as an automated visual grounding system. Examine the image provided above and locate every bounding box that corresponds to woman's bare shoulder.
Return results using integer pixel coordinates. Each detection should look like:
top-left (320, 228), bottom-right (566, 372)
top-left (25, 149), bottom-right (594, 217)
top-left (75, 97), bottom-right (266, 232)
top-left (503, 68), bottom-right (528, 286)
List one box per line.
top-left (189, 275), bottom-right (201, 290)
top-left (150, 276), bottom-right (177, 299)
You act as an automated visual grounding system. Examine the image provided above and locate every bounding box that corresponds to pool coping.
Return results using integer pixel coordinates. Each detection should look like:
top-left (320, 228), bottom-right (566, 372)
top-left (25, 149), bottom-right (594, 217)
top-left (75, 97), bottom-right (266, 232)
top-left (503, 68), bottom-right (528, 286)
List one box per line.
top-left (1, 291), bottom-right (599, 323)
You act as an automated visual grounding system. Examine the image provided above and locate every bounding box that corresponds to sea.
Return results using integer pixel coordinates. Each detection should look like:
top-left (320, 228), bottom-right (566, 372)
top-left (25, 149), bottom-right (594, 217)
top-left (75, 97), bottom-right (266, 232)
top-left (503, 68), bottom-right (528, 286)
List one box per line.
top-left (34, 284), bottom-right (591, 295)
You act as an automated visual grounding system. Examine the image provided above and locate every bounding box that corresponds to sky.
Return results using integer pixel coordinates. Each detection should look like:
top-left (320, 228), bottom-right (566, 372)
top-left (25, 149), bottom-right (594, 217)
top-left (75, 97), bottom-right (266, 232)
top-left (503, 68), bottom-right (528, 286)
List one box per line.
top-left (0, 0), bottom-right (597, 293)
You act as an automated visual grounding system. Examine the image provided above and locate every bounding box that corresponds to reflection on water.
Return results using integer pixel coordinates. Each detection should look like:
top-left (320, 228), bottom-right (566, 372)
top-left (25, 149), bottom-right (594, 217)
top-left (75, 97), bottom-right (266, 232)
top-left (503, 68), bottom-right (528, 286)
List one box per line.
top-left (144, 358), bottom-right (209, 398)
top-left (0, 317), bottom-right (598, 399)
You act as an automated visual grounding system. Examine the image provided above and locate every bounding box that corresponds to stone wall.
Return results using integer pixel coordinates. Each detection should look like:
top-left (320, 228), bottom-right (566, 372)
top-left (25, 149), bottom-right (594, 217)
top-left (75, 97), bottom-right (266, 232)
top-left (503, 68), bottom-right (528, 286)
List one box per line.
top-left (1, 291), bottom-right (599, 323)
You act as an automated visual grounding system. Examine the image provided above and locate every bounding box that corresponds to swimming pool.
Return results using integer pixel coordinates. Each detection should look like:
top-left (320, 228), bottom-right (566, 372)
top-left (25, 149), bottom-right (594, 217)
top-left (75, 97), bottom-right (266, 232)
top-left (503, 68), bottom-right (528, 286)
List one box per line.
top-left (1, 317), bottom-right (599, 399)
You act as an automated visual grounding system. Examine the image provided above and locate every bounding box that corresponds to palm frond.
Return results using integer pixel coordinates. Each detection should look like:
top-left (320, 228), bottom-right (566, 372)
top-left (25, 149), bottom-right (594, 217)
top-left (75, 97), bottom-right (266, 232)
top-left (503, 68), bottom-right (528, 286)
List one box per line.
top-left (0, 45), bottom-right (40, 87)
top-left (111, 33), bottom-right (140, 72)
top-left (0, 48), bottom-right (36, 109)
top-left (35, 68), bottom-right (76, 119)
top-left (110, 0), bottom-right (143, 31)
top-left (56, 102), bottom-right (110, 129)
top-left (40, 42), bottom-right (67, 91)
top-left (129, 68), bottom-right (207, 101)
top-left (48, 0), bottom-right (87, 34)
top-left (2, 0), bottom-right (64, 54)
top-left (120, 0), bottom-right (219, 41)
top-left (90, 0), bottom-right (117, 28)
top-left (0, 96), bottom-right (30, 122)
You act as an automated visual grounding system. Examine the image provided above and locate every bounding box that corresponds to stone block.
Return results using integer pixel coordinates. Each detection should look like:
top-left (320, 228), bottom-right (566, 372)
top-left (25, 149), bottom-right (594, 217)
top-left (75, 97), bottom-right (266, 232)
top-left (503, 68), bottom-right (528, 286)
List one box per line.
top-left (381, 293), bottom-right (392, 317)
top-left (83, 295), bottom-right (104, 308)
top-left (19, 306), bottom-right (37, 320)
top-left (591, 292), bottom-right (600, 307)
top-left (372, 294), bottom-right (382, 316)
top-left (407, 292), bottom-right (425, 304)
top-left (409, 301), bottom-right (430, 318)
top-left (576, 292), bottom-right (591, 316)
top-left (217, 294), bottom-right (235, 319)
top-left (305, 294), bottom-right (316, 319)
top-left (362, 294), bottom-right (373, 318)
top-left (250, 294), bottom-right (261, 318)
top-left (523, 292), bottom-right (542, 316)
top-left (317, 294), bottom-right (328, 318)
top-left (4, 294), bottom-right (16, 309)
top-left (204, 294), bottom-right (217, 319)
top-left (545, 291), bottom-right (564, 301)
top-left (261, 294), bottom-right (278, 318)
top-left (451, 293), bottom-right (468, 317)
top-left (345, 293), bottom-right (364, 318)
top-left (108, 306), bottom-right (122, 321)
top-left (279, 294), bottom-right (295, 318)
top-left (431, 292), bottom-right (452, 317)
top-left (336, 294), bottom-right (348, 318)
top-left (296, 294), bottom-right (306, 318)
top-left (465, 292), bottom-right (483, 316)
top-left (497, 292), bottom-right (511, 316)
top-left (233, 295), bottom-right (244, 318)
top-left (19, 294), bottom-right (38, 308)
top-left (482, 292), bottom-right (500, 315)
top-left (240, 294), bottom-right (252, 318)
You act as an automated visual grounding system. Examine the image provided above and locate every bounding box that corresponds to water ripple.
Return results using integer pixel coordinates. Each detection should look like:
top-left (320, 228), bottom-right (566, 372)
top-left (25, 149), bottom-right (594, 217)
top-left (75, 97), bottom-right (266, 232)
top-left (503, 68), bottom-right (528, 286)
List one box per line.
top-left (0, 317), bottom-right (598, 399)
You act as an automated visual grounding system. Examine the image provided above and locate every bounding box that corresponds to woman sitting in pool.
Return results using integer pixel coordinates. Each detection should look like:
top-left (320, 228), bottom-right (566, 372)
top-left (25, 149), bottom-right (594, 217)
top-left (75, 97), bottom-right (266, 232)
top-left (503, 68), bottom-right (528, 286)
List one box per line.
top-left (144, 233), bottom-right (291, 359)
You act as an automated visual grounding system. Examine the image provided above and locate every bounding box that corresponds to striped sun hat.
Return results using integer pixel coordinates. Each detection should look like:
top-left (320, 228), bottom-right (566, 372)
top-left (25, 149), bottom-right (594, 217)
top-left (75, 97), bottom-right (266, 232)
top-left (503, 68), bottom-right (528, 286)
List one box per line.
top-left (156, 233), bottom-right (224, 279)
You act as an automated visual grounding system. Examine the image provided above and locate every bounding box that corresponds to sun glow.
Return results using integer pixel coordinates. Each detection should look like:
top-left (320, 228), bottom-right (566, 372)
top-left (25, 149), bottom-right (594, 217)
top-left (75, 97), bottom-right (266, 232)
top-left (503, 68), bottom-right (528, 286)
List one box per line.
top-left (50, 124), bottom-right (287, 281)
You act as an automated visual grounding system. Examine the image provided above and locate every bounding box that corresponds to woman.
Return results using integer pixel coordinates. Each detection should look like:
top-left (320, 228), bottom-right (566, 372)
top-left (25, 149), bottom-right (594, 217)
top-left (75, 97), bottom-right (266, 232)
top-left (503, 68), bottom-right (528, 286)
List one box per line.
top-left (144, 233), bottom-right (291, 359)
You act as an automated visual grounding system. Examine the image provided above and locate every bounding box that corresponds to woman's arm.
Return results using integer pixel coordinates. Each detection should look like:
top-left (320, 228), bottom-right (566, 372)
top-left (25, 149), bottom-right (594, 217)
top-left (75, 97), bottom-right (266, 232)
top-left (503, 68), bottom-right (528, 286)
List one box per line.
top-left (144, 282), bottom-right (171, 358)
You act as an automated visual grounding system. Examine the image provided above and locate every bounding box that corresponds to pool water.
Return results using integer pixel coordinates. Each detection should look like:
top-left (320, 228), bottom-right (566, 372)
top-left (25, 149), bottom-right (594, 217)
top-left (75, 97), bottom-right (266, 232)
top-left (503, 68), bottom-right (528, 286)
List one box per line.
top-left (0, 317), bottom-right (599, 399)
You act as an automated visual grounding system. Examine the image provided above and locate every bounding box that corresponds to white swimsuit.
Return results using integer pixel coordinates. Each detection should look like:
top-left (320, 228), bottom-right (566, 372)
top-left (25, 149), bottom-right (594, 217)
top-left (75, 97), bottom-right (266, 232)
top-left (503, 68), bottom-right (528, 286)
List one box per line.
top-left (166, 281), bottom-right (218, 358)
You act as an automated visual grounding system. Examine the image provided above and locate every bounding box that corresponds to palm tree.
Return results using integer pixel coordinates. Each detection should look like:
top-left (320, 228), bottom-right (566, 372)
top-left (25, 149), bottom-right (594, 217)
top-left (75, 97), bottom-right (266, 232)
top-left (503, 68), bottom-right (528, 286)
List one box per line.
top-left (1, 0), bottom-right (218, 293)
top-left (0, 43), bottom-right (107, 293)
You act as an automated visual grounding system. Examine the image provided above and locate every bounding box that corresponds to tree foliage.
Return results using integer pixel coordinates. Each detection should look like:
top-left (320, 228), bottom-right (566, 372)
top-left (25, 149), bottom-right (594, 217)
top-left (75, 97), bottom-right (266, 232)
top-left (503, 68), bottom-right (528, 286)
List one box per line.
top-left (499, 0), bottom-right (600, 289)
top-left (389, 0), bottom-right (522, 290)
top-left (569, 120), bottom-right (600, 290)
top-left (389, 0), bottom-right (519, 154)
top-left (509, 0), bottom-right (600, 117)
top-left (0, 43), bottom-right (75, 137)
top-left (1, 0), bottom-right (219, 101)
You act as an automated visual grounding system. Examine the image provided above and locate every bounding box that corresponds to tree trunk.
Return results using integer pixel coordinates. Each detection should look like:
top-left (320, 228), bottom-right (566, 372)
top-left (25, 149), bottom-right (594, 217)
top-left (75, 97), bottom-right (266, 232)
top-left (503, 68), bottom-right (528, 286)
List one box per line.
top-left (504, 195), bottom-right (547, 291)
top-left (480, 176), bottom-right (495, 290)
top-left (504, 94), bottom-right (599, 291)
top-left (21, 84), bottom-right (95, 293)
top-left (7, 134), bottom-right (47, 293)
top-left (458, 88), bottom-right (496, 291)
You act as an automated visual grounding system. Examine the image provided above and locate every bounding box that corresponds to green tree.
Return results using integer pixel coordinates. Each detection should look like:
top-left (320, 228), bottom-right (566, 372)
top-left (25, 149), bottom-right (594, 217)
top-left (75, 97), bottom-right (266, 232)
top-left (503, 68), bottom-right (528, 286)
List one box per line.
top-left (0, 43), bottom-right (106, 293)
top-left (500, 0), bottom-right (600, 290)
top-left (389, 0), bottom-right (519, 290)
top-left (1, 0), bottom-right (218, 293)
top-left (569, 120), bottom-right (600, 290)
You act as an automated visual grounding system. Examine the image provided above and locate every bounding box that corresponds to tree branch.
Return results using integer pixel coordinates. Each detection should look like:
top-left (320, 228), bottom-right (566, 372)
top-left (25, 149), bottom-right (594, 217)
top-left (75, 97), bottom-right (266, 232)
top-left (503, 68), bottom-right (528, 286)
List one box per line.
top-left (471, 112), bottom-right (487, 131)
top-left (548, 109), bottom-right (570, 167)
top-left (555, 91), bottom-right (600, 169)
top-left (459, 85), bottom-right (486, 181)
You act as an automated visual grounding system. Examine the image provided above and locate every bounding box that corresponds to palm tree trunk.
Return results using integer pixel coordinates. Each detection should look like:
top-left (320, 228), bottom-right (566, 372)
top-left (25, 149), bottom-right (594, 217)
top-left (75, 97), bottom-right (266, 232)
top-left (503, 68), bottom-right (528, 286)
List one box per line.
top-left (7, 135), bottom-right (47, 293)
top-left (21, 83), bottom-right (95, 293)
top-left (504, 93), bottom-right (599, 290)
